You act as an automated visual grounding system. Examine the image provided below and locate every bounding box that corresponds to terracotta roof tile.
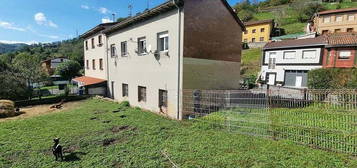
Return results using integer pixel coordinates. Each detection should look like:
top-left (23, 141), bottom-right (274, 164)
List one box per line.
top-left (318, 8), bottom-right (357, 15)
top-left (325, 32), bottom-right (357, 46)
top-left (264, 36), bottom-right (327, 50)
top-left (72, 76), bottom-right (106, 86)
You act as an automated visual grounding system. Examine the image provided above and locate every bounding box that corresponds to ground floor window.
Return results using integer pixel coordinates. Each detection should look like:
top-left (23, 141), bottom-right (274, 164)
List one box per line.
top-left (284, 70), bottom-right (308, 87)
top-left (138, 86), bottom-right (146, 102)
top-left (159, 90), bottom-right (168, 108)
top-left (122, 83), bottom-right (128, 97)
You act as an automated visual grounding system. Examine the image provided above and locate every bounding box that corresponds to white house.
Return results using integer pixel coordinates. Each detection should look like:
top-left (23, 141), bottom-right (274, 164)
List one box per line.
top-left (80, 0), bottom-right (245, 119)
top-left (260, 36), bottom-right (326, 88)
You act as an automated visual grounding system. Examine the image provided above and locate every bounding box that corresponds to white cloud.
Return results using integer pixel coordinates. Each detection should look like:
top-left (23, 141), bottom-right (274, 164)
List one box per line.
top-left (0, 40), bottom-right (38, 45)
top-left (34, 12), bottom-right (58, 28)
top-left (81, 5), bottom-right (90, 10)
top-left (26, 25), bottom-right (60, 39)
top-left (0, 21), bottom-right (26, 32)
top-left (101, 17), bottom-right (113, 23)
top-left (98, 7), bottom-right (110, 14)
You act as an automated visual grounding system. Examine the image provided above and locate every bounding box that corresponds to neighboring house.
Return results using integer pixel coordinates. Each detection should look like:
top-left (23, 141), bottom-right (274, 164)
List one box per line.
top-left (80, 0), bottom-right (244, 120)
top-left (260, 36), bottom-right (326, 88)
top-left (323, 32), bottom-right (357, 68)
top-left (313, 8), bottom-right (357, 35)
top-left (72, 76), bottom-right (107, 95)
top-left (41, 57), bottom-right (69, 75)
top-left (242, 19), bottom-right (274, 45)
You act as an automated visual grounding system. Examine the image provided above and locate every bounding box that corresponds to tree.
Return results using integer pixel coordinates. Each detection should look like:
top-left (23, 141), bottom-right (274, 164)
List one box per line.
top-left (56, 60), bottom-right (81, 96)
top-left (117, 17), bottom-right (127, 22)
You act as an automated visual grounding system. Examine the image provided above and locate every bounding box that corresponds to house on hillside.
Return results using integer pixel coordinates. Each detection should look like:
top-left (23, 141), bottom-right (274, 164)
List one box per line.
top-left (242, 19), bottom-right (274, 48)
top-left (323, 32), bottom-right (357, 68)
top-left (79, 0), bottom-right (245, 119)
top-left (41, 57), bottom-right (69, 76)
top-left (313, 8), bottom-right (357, 35)
top-left (260, 36), bottom-right (326, 88)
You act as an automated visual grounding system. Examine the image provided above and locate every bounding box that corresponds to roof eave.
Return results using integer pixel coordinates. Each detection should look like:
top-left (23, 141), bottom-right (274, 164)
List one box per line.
top-left (263, 44), bottom-right (326, 50)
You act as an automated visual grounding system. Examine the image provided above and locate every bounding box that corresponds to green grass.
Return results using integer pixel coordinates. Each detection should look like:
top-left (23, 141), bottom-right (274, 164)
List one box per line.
top-left (324, 2), bottom-right (357, 10)
top-left (241, 48), bottom-right (262, 78)
top-left (1, 99), bottom-right (356, 167)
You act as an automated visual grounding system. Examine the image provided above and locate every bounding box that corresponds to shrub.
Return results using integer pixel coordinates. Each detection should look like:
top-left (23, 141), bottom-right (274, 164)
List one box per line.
top-left (0, 100), bottom-right (15, 118)
top-left (308, 68), bottom-right (357, 89)
top-left (118, 101), bottom-right (130, 111)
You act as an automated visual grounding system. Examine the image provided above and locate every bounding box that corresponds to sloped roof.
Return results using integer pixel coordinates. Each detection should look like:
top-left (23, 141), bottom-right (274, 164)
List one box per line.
top-left (72, 76), bottom-right (106, 86)
top-left (318, 8), bottom-right (357, 15)
top-left (264, 36), bottom-right (327, 50)
top-left (81, 22), bottom-right (118, 39)
top-left (325, 32), bottom-right (357, 47)
top-left (244, 19), bottom-right (273, 26)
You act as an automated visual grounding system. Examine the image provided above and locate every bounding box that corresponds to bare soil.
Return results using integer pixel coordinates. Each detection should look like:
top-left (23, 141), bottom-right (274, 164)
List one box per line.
top-left (0, 101), bottom-right (84, 122)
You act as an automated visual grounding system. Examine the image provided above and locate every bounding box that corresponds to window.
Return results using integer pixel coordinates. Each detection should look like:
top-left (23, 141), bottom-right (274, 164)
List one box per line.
top-left (138, 86), bottom-right (146, 102)
top-left (92, 59), bottom-right (96, 70)
top-left (121, 41), bottom-right (127, 56)
top-left (252, 29), bottom-right (256, 33)
top-left (348, 14), bottom-right (355, 21)
top-left (252, 38), bottom-right (256, 42)
top-left (335, 15), bottom-right (343, 22)
top-left (110, 44), bottom-right (116, 57)
top-left (261, 28), bottom-right (265, 32)
top-left (283, 51), bottom-right (296, 59)
top-left (260, 37), bottom-right (264, 42)
top-left (244, 39), bottom-right (248, 43)
top-left (85, 41), bottom-right (88, 50)
top-left (137, 37), bottom-right (147, 54)
top-left (347, 28), bottom-right (354, 32)
top-left (98, 35), bottom-right (102, 45)
top-left (91, 38), bottom-right (95, 49)
top-left (86, 60), bottom-right (89, 69)
top-left (323, 16), bottom-right (331, 23)
top-left (122, 83), bottom-right (128, 97)
top-left (99, 59), bottom-right (103, 70)
top-left (322, 30), bottom-right (329, 35)
top-left (159, 90), bottom-right (168, 108)
top-left (158, 32), bottom-right (169, 52)
top-left (335, 29), bottom-right (341, 33)
top-left (302, 50), bottom-right (317, 59)
top-left (268, 52), bottom-right (276, 69)
top-left (338, 50), bottom-right (351, 59)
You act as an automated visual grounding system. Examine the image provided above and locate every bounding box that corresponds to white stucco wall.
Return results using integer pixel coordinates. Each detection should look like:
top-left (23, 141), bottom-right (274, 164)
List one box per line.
top-left (84, 33), bottom-right (108, 80)
top-left (107, 10), bottom-right (182, 119)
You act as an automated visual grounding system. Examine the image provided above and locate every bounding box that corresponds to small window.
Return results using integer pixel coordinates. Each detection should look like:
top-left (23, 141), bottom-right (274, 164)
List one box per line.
top-left (261, 28), bottom-right (265, 32)
top-left (322, 30), bottom-right (329, 35)
top-left (347, 28), bottom-right (354, 32)
top-left (335, 15), bottom-right (343, 22)
top-left (137, 37), bottom-right (147, 54)
top-left (159, 90), bottom-right (168, 108)
top-left (122, 83), bottom-right (128, 97)
top-left (335, 29), bottom-right (341, 33)
top-left (338, 50), bottom-right (351, 59)
top-left (283, 51), bottom-right (296, 59)
top-left (86, 60), bottom-right (89, 69)
top-left (268, 52), bottom-right (276, 69)
top-left (99, 59), bottom-right (103, 70)
top-left (91, 38), bottom-right (95, 49)
top-left (252, 29), bottom-right (256, 33)
top-left (121, 41), bottom-right (127, 56)
top-left (252, 38), bottom-right (256, 42)
top-left (323, 16), bottom-right (331, 23)
top-left (138, 86), bottom-right (147, 102)
top-left (302, 50), bottom-right (316, 59)
top-left (260, 37), bottom-right (264, 42)
top-left (98, 35), bottom-right (102, 45)
top-left (110, 44), bottom-right (116, 57)
top-left (85, 41), bottom-right (88, 50)
top-left (92, 59), bottom-right (96, 70)
top-left (158, 32), bottom-right (169, 52)
top-left (348, 14), bottom-right (355, 21)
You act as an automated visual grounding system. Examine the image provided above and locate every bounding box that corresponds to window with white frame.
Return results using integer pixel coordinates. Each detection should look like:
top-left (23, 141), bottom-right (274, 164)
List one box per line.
top-left (268, 52), bottom-right (276, 69)
top-left (137, 37), bottom-right (147, 54)
top-left (335, 15), bottom-right (343, 22)
top-left (283, 51), bottom-right (296, 59)
top-left (302, 50), bottom-right (317, 59)
top-left (110, 44), bottom-right (116, 57)
top-left (158, 32), bottom-right (169, 52)
top-left (338, 50), bottom-right (351, 59)
top-left (121, 41), bottom-right (127, 56)
top-left (348, 14), bottom-right (355, 21)
top-left (323, 16), bottom-right (331, 23)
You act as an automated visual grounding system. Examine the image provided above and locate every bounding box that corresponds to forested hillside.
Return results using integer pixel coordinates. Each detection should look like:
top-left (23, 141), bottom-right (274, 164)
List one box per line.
top-left (0, 43), bottom-right (28, 54)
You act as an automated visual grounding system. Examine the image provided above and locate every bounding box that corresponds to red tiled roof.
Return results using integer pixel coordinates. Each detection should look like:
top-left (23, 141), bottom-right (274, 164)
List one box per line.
top-left (325, 32), bottom-right (357, 46)
top-left (264, 36), bottom-right (327, 50)
top-left (318, 8), bottom-right (357, 15)
top-left (72, 76), bottom-right (106, 86)
top-left (244, 19), bottom-right (274, 26)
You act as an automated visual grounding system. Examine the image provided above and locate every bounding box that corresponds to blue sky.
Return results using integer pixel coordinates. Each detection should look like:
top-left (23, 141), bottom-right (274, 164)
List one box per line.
top-left (0, 0), bottom-right (244, 44)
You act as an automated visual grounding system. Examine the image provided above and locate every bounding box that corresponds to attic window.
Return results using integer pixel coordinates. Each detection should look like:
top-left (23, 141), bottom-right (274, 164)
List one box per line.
top-left (85, 41), bottom-right (88, 50)
top-left (98, 35), bottom-right (103, 45)
top-left (91, 38), bottom-right (95, 49)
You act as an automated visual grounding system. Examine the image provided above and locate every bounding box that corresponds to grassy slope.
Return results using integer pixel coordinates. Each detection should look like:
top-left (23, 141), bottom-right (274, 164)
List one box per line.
top-left (0, 99), bottom-right (356, 167)
top-left (241, 48), bottom-right (262, 77)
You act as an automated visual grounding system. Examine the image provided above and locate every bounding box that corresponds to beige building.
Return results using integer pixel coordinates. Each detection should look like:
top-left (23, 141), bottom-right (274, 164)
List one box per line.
top-left (313, 8), bottom-right (357, 35)
top-left (80, 0), bottom-right (244, 120)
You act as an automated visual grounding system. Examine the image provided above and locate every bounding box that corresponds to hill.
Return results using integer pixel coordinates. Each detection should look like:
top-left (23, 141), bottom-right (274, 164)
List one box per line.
top-left (0, 42), bottom-right (28, 54)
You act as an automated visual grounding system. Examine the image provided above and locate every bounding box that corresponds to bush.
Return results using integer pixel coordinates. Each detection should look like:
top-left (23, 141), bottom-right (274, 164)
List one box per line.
top-left (308, 68), bottom-right (357, 89)
top-left (0, 100), bottom-right (15, 117)
top-left (118, 101), bottom-right (130, 111)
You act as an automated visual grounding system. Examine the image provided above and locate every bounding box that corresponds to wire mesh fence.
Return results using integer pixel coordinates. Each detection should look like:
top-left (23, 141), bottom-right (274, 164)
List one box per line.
top-left (183, 88), bottom-right (357, 155)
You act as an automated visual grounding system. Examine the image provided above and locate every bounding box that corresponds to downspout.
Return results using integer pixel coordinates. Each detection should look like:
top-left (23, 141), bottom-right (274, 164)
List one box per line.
top-left (173, 0), bottom-right (181, 120)
top-left (105, 32), bottom-right (110, 98)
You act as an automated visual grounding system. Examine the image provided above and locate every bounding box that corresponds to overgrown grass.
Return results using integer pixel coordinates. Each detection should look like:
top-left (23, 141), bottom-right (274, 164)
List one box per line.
top-left (0, 99), bottom-right (356, 167)
top-left (241, 48), bottom-right (262, 78)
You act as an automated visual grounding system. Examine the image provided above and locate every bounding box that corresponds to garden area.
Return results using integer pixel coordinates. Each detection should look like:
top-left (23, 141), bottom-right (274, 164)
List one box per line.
top-left (0, 98), bottom-right (356, 167)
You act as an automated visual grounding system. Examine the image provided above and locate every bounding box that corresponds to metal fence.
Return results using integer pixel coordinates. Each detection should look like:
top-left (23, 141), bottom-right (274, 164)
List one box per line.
top-left (183, 88), bottom-right (357, 155)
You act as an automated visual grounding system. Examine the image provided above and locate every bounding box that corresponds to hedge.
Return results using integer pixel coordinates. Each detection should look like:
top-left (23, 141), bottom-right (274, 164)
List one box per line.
top-left (308, 68), bottom-right (357, 89)
top-left (15, 95), bottom-right (90, 107)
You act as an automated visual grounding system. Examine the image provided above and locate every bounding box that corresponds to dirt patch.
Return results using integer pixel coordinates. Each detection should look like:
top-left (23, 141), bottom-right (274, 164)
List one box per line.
top-left (94, 109), bottom-right (108, 114)
top-left (0, 100), bottom-right (85, 122)
top-left (111, 126), bottom-right (130, 133)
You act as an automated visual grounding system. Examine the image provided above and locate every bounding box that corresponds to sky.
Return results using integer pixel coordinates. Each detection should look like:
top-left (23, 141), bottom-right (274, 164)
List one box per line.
top-left (0, 0), bottom-right (246, 44)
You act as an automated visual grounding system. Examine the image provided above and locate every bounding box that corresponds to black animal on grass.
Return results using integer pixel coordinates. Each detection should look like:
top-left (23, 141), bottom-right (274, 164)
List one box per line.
top-left (52, 138), bottom-right (64, 161)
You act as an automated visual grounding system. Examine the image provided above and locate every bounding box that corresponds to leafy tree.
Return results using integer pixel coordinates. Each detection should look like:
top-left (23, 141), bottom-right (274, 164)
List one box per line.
top-left (56, 60), bottom-right (81, 96)
top-left (238, 10), bottom-right (254, 22)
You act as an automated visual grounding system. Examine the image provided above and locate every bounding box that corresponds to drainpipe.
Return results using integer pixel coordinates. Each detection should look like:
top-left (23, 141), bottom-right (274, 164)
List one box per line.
top-left (105, 33), bottom-right (110, 98)
top-left (173, 0), bottom-right (181, 120)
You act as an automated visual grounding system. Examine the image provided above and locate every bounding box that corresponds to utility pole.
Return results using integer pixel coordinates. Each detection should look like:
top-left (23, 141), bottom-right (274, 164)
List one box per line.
top-left (128, 4), bottom-right (133, 17)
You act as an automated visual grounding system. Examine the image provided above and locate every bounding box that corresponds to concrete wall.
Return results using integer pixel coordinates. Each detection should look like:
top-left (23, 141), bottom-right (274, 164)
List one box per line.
top-left (84, 33), bottom-right (108, 80)
top-left (107, 10), bottom-right (182, 119)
